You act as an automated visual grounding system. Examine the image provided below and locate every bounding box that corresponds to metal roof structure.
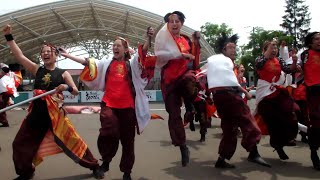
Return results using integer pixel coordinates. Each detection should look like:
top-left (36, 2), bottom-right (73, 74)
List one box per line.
top-left (0, 0), bottom-right (215, 65)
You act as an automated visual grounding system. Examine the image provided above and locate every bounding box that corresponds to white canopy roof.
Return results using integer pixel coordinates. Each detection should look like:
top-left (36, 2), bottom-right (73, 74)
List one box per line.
top-left (0, 0), bottom-right (215, 65)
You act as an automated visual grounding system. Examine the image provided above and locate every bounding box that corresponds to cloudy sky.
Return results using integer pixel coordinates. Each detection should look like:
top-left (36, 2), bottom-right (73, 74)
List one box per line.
top-left (1, 0), bottom-right (319, 45)
top-left (1, 0), bottom-right (319, 68)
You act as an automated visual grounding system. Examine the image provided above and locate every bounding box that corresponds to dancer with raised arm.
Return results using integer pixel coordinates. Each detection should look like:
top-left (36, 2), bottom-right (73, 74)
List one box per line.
top-left (3, 24), bottom-right (104, 180)
top-left (154, 11), bottom-right (201, 167)
top-left (298, 32), bottom-right (320, 170)
top-left (255, 40), bottom-right (300, 161)
top-left (61, 27), bottom-right (155, 180)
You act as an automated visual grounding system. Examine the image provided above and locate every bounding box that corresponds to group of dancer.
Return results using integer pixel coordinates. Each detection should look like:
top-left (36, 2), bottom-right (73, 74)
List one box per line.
top-left (1, 10), bottom-right (320, 180)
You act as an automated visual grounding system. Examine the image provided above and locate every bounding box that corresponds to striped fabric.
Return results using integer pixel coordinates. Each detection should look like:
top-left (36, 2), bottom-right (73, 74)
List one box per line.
top-left (32, 91), bottom-right (88, 166)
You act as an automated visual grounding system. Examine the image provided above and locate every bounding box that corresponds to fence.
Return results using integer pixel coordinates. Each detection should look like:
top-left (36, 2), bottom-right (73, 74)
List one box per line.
top-left (12, 90), bottom-right (164, 104)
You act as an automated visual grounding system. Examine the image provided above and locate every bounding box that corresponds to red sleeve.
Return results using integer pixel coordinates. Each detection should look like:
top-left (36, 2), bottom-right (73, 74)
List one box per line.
top-left (138, 45), bottom-right (157, 80)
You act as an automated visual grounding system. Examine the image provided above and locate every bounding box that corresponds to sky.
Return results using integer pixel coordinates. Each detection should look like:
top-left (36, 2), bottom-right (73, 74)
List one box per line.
top-left (1, 0), bottom-right (319, 45)
top-left (0, 0), bottom-right (319, 68)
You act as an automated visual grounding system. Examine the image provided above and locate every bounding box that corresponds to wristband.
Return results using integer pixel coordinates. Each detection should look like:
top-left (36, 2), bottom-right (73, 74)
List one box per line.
top-left (67, 85), bottom-right (73, 93)
top-left (5, 34), bottom-right (14, 41)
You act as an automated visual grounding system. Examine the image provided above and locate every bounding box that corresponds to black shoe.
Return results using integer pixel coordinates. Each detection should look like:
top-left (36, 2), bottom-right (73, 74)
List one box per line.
top-left (92, 168), bottom-right (104, 179)
top-left (180, 145), bottom-right (190, 167)
top-left (13, 173), bottom-right (34, 180)
top-left (276, 148), bottom-right (289, 160)
top-left (247, 154), bottom-right (271, 168)
top-left (285, 140), bottom-right (296, 146)
top-left (311, 150), bottom-right (320, 170)
top-left (215, 157), bottom-right (235, 169)
top-left (100, 161), bottom-right (109, 173)
top-left (301, 136), bottom-right (308, 144)
top-left (0, 123), bottom-right (9, 127)
top-left (189, 121), bottom-right (195, 131)
top-left (200, 134), bottom-right (206, 142)
top-left (123, 172), bottom-right (132, 180)
top-left (237, 129), bottom-right (242, 137)
top-left (184, 111), bottom-right (194, 125)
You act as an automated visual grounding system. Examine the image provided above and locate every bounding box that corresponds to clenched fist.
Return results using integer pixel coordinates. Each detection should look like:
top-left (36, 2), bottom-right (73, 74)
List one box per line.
top-left (3, 24), bottom-right (12, 35)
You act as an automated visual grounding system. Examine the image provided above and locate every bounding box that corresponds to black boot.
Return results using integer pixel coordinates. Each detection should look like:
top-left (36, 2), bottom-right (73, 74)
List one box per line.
top-left (100, 161), bottom-right (109, 173)
top-left (0, 122), bottom-right (9, 127)
top-left (199, 133), bottom-right (205, 142)
top-left (180, 145), bottom-right (190, 167)
top-left (92, 167), bottom-right (104, 179)
top-left (13, 173), bottom-right (34, 180)
top-left (189, 120), bottom-right (195, 131)
top-left (248, 147), bottom-right (271, 167)
top-left (215, 157), bottom-right (235, 169)
top-left (123, 172), bottom-right (132, 180)
top-left (285, 140), bottom-right (296, 146)
top-left (184, 111), bottom-right (195, 126)
top-left (301, 134), bottom-right (308, 143)
top-left (276, 148), bottom-right (289, 160)
top-left (311, 150), bottom-right (320, 170)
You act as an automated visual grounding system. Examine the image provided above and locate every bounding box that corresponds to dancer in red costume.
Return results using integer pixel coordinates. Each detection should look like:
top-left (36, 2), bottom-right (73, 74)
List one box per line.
top-left (3, 24), bottom-right (103, 180)
top-left (0, 63), bottom-right (21, 127)
top-left (154, 11), bottom-right (201, 167)
top-left (255, 40), bottom-right (300, 160)
top-left (207, 33), bottom-right (270, 168)
top-left (299, 32), bottom-right (320, 170)
top-left (61, 27), bottom-right (155, 180)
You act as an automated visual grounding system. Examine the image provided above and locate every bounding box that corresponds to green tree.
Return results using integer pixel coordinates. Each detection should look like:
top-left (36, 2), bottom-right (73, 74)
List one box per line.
top-left (240, 27), bottom-right (294, 84)
top-left (200, 23), bottom-right (233, 53)
top-left (280, 0), bottom-right (311, 49)
top-left (244, 27), bottom-right (294, 59)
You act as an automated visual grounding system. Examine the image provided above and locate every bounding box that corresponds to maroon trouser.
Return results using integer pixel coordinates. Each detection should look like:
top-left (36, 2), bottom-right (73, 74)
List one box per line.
top-left (295, 100), bottom-right (309, 136)
top-left (13, 103), bottom-right (99, 177)
top-left (161, 70), bottom-right (197, 146)
top-left (194, 100), bottom-right (208, 135)
top-left (213, 90), bottom-right (261, 160)
top-left (98, 103), bottom-right (136, 173)
top-left (0, 103), bottom-right (8, 125)
top-left (258, 90), bottom-right (298, 149)
top-left (0, 94), bottom-right (10, 125)
top-left (306, 86), bottom-right (320, 150)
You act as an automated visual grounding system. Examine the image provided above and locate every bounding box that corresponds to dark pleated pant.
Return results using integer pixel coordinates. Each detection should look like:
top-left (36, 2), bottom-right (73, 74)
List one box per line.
top-left (0, 94), bottom-right (10, 125)
top-left (162, 70), bottom-right (197, 146)
top-left (306, 86), bottom-right (320, 150)
top-left (13, 100), bottom-right (99, 177)
top-left (258, 90), bottom-right (298, 149)
top-left (98, 103), bottom-right (136, 173)
top-left (194, 100), bottom-right (208, 135)
top-left (213, 91), bottom-right (261, 160)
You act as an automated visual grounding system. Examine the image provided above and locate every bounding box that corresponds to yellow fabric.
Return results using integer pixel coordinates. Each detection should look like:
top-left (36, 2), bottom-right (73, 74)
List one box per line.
top-left (80, 58), bottom-right (97, 81)
top-left (32, 93), bottom-right (88, 166)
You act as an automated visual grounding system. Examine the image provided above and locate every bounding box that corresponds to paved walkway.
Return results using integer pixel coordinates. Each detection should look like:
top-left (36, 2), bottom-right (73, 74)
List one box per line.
top-left (0, 101), bottom-right (319, 180)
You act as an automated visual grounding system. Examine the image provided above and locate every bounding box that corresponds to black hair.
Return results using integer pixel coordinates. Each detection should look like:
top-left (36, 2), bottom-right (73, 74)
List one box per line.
top-left (1, 67), bottom-right (9, 73)
top-left (215, 32), bottom-right (239, 53)
top-left (164, 11), bottom-right (185, 24)
top-left (305, 32), bottom-right (320, 48)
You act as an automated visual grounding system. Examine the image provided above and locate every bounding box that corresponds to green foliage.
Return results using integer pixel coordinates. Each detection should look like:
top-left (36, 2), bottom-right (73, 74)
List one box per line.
top-left (244, 27), bottom-right (294, 59)
top-left (239, 28), bottom-right (294, 84)
top-left (280, 0), bottom-right (311, 49)
top-left (200, 23), bottom-right (233, 53)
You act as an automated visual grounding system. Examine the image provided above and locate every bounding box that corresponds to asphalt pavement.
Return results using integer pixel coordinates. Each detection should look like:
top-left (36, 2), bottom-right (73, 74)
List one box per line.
top-left (0, 100), bottom-right (319, 180)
